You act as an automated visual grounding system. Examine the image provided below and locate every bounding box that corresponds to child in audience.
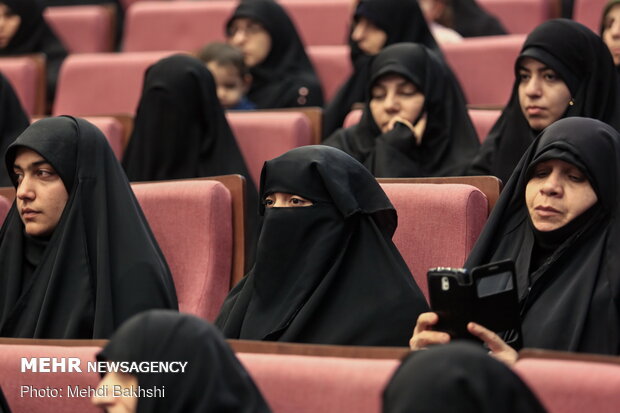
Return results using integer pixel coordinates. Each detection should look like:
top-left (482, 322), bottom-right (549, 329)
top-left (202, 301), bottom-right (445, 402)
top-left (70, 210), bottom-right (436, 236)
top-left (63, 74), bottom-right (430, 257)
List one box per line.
top-left (0, 117), bottom-right (178, 339)
top-left (197, 42), bottom-right (255, 110)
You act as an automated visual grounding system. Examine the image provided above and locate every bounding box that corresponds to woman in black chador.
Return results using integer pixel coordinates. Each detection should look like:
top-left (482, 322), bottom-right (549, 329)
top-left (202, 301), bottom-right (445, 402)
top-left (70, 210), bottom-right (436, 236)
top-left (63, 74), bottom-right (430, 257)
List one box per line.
top-left (324, 43), bottom-right (479, 178)
top-left (216, 145), bottom-right (429, 346)
top-left (322, 0), bottom-right (441, 138)
top-left (384, 342), bottom-right (548, 413)
top-left (450, 0), bottom-right (507, 37)
top-left (0, 116), bottom-right (178, 338)
top-left (0, 72), bottom-right (29, 187)
top-left (122, 54), bottom-right (259, 263)
top-left (226, 0), bottom-right (323, 109)
top-left (412, 117), bottom-right (620, 359)
top-left (93, 310), bottom-right (272, 413)
top-left (0, 0), bottom-right (68, 105)
top-left (469, 19), bottom-right (620, 185)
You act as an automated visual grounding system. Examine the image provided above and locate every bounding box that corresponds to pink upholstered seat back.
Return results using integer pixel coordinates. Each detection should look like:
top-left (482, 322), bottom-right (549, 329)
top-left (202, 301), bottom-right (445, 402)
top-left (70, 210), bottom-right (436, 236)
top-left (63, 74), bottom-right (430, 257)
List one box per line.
top-left (380, 183), bottom-right (488, 299)
top-left (0, 343), bottom-right (100, 413)
top-left (443, 34), bottom-right (525, 106)
top-left (307, 45), bottom-right (352, 102)
top-left (44, 5), bottom-right (115, 53)
top-left (227, 111), bottom-right (313, 185)
top-left (573, 0), bottom-right (608, 32)
top-left (132, 180), bottom-right (233, 321)
top-left (82, 117), bottom-right (125, 160)
top-left (0, 195), bottom-right (11, 224)
top-left (0, 56), bottom-right (44, 116)
top-left (238, 353), bottom-right (400, 413)
top-left (514, 358), bottom-right (620, 413)
top-left (478, 0), bottom-right (549, 34)
top-left (53, 51), bottom-right (176, 116)
top-left (280, 0), bottom-right (352, 46)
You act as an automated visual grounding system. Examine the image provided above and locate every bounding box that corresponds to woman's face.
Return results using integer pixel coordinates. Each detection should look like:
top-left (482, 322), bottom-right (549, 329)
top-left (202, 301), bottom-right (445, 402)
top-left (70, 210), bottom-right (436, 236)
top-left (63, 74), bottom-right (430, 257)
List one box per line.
top-left (91, 371), bottom-right (139, 413)
top-left (13, 148), bottom-right (68, 237)
top-left (525, 159), bottom-right (598, 231)
top-left (369, 73), bottom-right (425, 133)
top-left (517, 57), bottom-right (572, 131)
top-left (0, 3), bottom-right (20, 49)
top-left (602, 4), bottom-right (620, 65)
top-left (227, 17), bottom-right (272, 67)
top-left (351, 16), bottom-right (387, 55)
top-left (264, 192), bottom-right (313, 208)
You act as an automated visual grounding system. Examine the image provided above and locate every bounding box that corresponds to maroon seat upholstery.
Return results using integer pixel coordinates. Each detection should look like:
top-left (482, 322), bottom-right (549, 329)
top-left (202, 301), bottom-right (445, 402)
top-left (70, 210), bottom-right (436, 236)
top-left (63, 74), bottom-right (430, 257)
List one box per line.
top-left (279, 0), bottom-right (352, 46)
top-left (44, 5), bottom-right (116, 53)
top-left (227, 111), bottom-right (313, 185)
top-left (0, 195), bottom-right (10, 224)
top-left (573, 0), bottom-right (608, 32)
top-left (478, 0), bottom-right (550, 34)
top-left (0, 56), bottom-right (46, 116)
top-left (307, 45), bottom-right (351, 102)
top-left (380, 183), bottom-right (488, 299)
top-left (132, 180), bottom-right (233, 321)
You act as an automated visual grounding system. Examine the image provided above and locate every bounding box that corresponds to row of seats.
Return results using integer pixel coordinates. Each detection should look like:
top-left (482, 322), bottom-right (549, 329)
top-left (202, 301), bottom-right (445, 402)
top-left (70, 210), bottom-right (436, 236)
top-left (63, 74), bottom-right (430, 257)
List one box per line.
top-left (1, 340), bottom-right (618, 413)
top-left (0, 177), bottom-right (498, 318)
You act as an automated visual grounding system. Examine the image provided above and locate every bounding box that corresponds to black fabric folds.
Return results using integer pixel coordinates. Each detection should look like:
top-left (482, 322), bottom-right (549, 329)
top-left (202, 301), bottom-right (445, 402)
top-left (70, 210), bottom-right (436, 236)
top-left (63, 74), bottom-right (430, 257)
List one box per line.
top-left (465, 117), bottom-right (620, 355)
top-left (98, 310), bottom-right (272, 413)
top-left (216, 145), bottom-right (429, 346)
top-left (383, 341), bottom-right (548, 413)
top-left (0, 387), bottom-right (10, 413)
top-left (226, 0), bottom-right (323, 109)
top-left (324, 43), bottom-right (479, 177)
top-left (0, 73), bottom-right (29, 187)
top-left (0, 116), bottom-right (178, 338)
top-left (0, 0), bottom-right (68, 104)
top-left (122, 54), bottom-right (259, 265)
top-left (451, 0), bottom-right (507, 37)
top-left (469, 19), bottom-right (620, 185)
top-left (322, 0), bottom-right (441, 138)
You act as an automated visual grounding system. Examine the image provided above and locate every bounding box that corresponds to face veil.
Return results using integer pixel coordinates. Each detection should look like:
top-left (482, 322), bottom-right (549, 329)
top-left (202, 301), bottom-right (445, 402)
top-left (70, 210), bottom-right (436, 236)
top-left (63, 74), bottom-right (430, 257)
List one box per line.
top-left (0, 116), bottom-right (178, 338)
top-left (216, 145), bottom-right (428, 346)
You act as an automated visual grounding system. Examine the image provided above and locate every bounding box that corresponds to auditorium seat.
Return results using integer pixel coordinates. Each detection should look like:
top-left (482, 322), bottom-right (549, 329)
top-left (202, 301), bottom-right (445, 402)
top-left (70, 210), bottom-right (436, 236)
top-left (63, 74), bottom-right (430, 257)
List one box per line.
top-left (478, 0), bottom-right (549, 34)
top-left (44, 5), bottom-right (116, 53)
top-left (279, 0), bottom-right (352, 46)
top-left (342, 108), bottom-right (502, 143)
top-left (0, 55), bottom-right (46, 116)
top-left (132, 179), bottom-right (233, 321)
top-left (238, 352), bottom-right (400, 413)
top-left (0, 342), bottom-right (100, 413)
top-left (53, 51), bottom-right (176, 117)
top-left (573, 0), bottom-right (608, 33)
top-left (227, 111), bottom-right (313, 185)
top-left (443, 34), bottom-right (525, 107)
top-left (0, 195), bottom-right (10, 224)
top-left (514, 355), bottom-right (620, 413)
top-left (380, 183), bottom-right (488, 299)
top-left (307, 45), bottom-right (351, 102)
top-left (82, 117), bottom-right (125, 160)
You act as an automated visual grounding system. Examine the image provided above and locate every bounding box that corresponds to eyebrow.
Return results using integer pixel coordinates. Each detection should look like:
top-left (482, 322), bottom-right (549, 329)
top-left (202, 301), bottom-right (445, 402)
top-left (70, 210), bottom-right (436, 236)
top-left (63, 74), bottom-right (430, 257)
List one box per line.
top-left (13, 160), bottom-right (52, 170)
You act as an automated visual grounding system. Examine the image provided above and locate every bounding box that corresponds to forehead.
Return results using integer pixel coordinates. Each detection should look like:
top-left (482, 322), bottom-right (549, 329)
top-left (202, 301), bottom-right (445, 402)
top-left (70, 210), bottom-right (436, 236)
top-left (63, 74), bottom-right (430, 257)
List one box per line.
top-left (13, 147), bottom-right (48, 166)
top-left (534, 158), bottom-right (580, 170)
top-left (230, 17), bottom-right (262, 28)
top-left (607, 3), bottom-right (620, 18)
top-left (518, 57), bottom-right (549, 70)
top-left (372, 73), bottom-right (412, 88)
top-left (206, 61), bottom-right (241, 79)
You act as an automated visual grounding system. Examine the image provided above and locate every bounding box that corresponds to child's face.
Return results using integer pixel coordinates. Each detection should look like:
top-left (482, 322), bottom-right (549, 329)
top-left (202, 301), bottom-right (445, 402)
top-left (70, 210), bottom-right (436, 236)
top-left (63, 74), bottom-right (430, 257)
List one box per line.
top-left (207, 61), bottom-right (248, 109)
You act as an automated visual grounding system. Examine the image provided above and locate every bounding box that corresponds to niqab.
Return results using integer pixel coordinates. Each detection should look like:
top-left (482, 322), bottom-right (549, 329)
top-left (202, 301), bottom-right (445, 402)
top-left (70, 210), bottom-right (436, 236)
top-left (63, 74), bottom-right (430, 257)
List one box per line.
top-left (465, 117), bottom-right (620, 355)
top-left (0, 116), bottom-right (178, 338)
top-left (469, 19), bottom-right (620, 185)
top-left (0, 0), bottom-right (68, 102)
top-left (216, 145), bottom-right (429, 346)
top-left (383, 341), bottom-right (548, 413)
top-left (226, 0), bottom-right (323, 109)
top-left (324, 43), bottom-right (479, 177)
top-left (322, 0), bottom-right (441, 138)
top-left (98, 310), bottom-right (272, 413)
top-left (0, 73), bottom-right (29, 187)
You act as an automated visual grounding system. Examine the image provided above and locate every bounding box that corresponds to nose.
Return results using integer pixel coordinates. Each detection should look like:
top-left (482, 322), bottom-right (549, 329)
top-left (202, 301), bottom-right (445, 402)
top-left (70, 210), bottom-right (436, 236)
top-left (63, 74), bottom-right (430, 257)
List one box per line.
top-left (16, 175), bottom-right (34, 201)
top-left (351, 21), bottom-right (365, 42)
top-left (383, 91), bottom-right (400, 113)
top-left (229, 30), bottom-right (246, 46)
top-left (612, 20), bottom-right (620, 38)
top-left (524, 76), bottom-right (542, 98)
top-left (540, 172), bottom-right (563, 197)
top-left (216, 86), bottom-right (226, 102)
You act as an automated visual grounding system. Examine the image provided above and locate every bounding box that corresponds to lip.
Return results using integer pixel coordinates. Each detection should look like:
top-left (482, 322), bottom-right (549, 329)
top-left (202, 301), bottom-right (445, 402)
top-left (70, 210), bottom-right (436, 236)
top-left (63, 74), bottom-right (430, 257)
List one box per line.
top-left (535, 205), bottom-right (561, 216)
top-left (526, 106), bottom-right (546, 115)
top-left (21, 208), bottom-right (40, 220)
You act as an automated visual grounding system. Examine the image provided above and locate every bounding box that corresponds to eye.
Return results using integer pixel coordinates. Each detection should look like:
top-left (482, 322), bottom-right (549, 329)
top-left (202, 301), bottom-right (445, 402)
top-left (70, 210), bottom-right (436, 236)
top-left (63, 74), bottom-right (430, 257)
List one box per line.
top-left (532, 167), bottom-right (550, 179)
top-left (543, 71), bottom-right (559, 82)
top-left (371, 88), bottom-right (386, 100)
top-left (568, 173), bottom-right (586, 182)
top-left (263, 197), bottom-right (275, 207)
top-left (518, 71), bottom-right (530, 82)
top-left (13, 170), bottom-right (23, 183)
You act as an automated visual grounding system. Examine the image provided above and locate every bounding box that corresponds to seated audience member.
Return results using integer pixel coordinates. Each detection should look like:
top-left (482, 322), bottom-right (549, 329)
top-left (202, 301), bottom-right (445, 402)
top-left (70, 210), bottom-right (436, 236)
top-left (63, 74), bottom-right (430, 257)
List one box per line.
top-left (0, 116), bottom-right (178, 338)
top-left (0, 0), bottom-right (68, 106)
top-left (216, 145), bottom-right (429, 346)
top-left (225, 0), bottom-right (323, 109)
top-left (411, 117), bottom-right (620, 361)
top-left (417, 0), bottom-right (463, 44)
top-left (469, 19), bottom-right (620, 184)
top-left (323, 0), bottom-right (442, 138)
top-left (324, 43), bottom-right (479, 177)
top-left (0, 387), bottom-right (10, 413)
top-left (197, 42), bottom-right (255, 110)
top-left (601, 0), bottom-right (620, 69)
top-left (122, 54), bottom-right (259, 266)
top-left (450, 0), bottom-right (507, 37)
top-left (93, 310), bottom-right (272, 413)
top-left (383, 342), bottom-right (548, 413)
top-left (0, 73), bottom-right (29, 187)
